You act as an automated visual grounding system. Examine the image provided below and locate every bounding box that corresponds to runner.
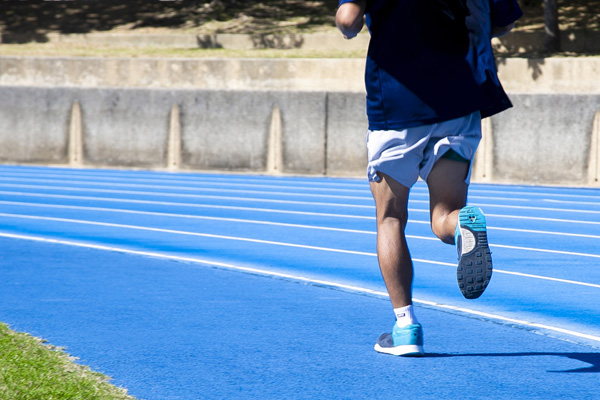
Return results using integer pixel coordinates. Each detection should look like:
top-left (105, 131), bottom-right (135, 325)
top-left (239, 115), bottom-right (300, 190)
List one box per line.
top-left (336, 0), bottom-right (523, 356)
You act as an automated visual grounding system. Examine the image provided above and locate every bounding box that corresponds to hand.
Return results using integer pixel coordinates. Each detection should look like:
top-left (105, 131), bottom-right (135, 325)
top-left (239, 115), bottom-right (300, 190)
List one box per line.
top-left (336, 1), bottom-right (366, 39)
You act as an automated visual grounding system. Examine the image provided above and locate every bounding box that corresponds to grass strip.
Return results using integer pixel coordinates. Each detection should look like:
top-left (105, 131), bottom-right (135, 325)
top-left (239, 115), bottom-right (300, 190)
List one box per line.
top-left (0, 43), bottom-right (367, 59)
top-left (0, 322), bottom-right (138, 400)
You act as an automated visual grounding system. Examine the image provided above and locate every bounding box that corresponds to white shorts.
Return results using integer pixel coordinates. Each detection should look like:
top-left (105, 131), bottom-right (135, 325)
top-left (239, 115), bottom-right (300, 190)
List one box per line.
top-left (366, 111), bottom-right (482, 187)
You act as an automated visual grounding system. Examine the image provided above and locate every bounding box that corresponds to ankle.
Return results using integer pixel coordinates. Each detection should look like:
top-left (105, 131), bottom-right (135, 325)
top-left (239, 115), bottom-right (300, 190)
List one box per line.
top-left (394, 305), bottom-right (419, 328)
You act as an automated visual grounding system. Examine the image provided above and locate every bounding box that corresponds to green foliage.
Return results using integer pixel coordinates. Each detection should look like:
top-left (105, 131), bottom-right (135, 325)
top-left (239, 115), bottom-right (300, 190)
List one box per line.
top-left (0, 323), bottom-right (137, 400)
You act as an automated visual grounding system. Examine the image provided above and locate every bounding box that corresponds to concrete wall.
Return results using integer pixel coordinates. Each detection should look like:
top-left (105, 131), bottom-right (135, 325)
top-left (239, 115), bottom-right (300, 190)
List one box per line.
top-left (3, 30), bottom-right (599, 54)
top-left (2, 56), bottom-right (599, 94)
top-left (0, 85), bottom-right (598, 187)
top-left (1, 55), bottom-right (599, 186)
top-left (482, 94), bottom-right (600, 186)
top-left (0, 86), bottom-right (333, 174)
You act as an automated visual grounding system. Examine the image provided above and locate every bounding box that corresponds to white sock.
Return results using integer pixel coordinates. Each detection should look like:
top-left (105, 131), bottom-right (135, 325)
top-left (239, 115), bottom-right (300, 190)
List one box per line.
top-left (394, 305), bottom-right (418, 328)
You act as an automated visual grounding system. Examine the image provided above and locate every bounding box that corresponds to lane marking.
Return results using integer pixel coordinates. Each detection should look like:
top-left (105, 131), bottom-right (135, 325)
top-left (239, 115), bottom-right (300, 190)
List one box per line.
top-left (485, 213), bottom-right (600, 226)
top-left (0, 200), bottom-right (378, 235)
top-left (413, 299), bottom-right (600, 344)
top-left (1, 181), bottom-right (599, 219)
top-left (1, 174), bottom-right (568, 205)
top-left (3, 168), bottom-right (599, 201)
top-left (469, 188), bottom-right (600, 201)
top-left (2, 174), bottom-right (600, 216)
top-left (490, 243), bottom-right (600, 259)
top-left (3, 190), bottom-right (600, 229)
top-left (0, 173), bottom-right (368, 194)
top-left (543, 198), bottom-right (600, 206)
top-left (0, 184), bottom-right (375, 209)
top-left (488, 226), bottom-right (600, 239)
top-left (0, 212), bottom-right (377, 257)
top-left (0, 191), bottom-right (375, 220)
top-left (0, 177), bottom-right (374, 201)
top-left (1, 212), bottom-right (600, 288)
top-left (0, 231), bottom-right (598, 344)
top-left (0, 170), bottom-right (366, 190)
top-left (472, 202), bottom-right (600, 215)
top-left (2, 200), bottom-right (599, 241)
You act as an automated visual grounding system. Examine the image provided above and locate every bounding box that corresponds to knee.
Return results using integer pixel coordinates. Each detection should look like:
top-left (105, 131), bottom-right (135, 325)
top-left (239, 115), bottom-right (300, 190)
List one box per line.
top-left (377, 202), bottom-right (409, 230)
top-left (431, 217), bottom-right (456, 245)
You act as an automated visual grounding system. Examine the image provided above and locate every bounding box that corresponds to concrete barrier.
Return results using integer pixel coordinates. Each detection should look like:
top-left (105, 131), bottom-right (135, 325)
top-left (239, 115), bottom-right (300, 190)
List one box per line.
top-left (0, 87), bottom-right (331, 174)
top-left (3, 30), bottom-right (598, 53)
top-left (0, 56), bottom-right (368, 92)
top-left (0, 87), bottom-right (72, 164)
top-left (0, 85), bottom-right (598, 187)
top-left (2, 56), bottom-right (599, 94)
top-left (0, 55), bottom-right (599, 185)
top-left (177, 90), bottom-right (328, 174)
top-left (488, 94), bottom-right (600, 186)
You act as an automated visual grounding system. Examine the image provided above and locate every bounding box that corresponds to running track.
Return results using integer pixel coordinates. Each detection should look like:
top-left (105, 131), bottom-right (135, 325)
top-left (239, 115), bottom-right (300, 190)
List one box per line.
top-left (0, 165), bottom-right (598, 399)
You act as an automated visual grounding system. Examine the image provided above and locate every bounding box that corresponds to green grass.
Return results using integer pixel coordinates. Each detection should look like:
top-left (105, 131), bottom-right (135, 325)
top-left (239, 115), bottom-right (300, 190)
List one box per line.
top-left (0, 322), bottom-right (138, 400)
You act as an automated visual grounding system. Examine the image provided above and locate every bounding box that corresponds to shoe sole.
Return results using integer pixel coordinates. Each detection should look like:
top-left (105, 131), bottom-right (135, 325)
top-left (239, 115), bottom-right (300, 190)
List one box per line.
top-left (374, 332), bottom-right (424, 357)
top-left (457, 206), bottom-right (493, 299)
top-left (374, 343), bottom-right (424, 357)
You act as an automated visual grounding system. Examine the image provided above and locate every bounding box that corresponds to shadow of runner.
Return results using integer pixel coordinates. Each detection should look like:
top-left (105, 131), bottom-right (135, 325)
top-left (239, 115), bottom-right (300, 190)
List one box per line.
top-left (426, 352), bottom-right (600, 373)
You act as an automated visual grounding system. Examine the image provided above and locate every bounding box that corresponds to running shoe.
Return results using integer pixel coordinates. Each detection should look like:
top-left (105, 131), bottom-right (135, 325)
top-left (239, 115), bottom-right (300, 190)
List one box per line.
top-left (374, 323), bottom-right (424, 357)
top-left (455, 206), bottom-right (493, 299)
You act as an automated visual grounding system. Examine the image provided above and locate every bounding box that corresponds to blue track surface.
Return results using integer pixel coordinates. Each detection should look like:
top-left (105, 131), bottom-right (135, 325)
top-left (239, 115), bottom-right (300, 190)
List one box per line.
top-left (0, 165), bottom-right (599, 399)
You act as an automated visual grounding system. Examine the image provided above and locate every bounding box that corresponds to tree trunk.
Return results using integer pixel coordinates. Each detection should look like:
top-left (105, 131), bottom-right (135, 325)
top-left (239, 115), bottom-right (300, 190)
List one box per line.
top-left (544, 0), bottom-right (560, 52)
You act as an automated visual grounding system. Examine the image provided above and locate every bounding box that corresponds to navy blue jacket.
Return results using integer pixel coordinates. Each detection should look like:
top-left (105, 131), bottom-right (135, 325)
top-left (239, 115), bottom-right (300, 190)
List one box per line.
top-left (339, 0), bottom-right (523, 130)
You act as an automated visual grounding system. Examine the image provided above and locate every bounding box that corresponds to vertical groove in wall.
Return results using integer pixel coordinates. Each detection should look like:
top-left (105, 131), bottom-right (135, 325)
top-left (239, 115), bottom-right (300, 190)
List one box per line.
top-left (588, 110), bottom-right (600, 186)
top-left (266, 105), bottom-right (283, 175)
top-left (323, 92), bottom-right (329, 176)
top-left (473, 116), bottom-right (494, 182)
top-left (167, 103), bottom-right (181, 171)
top-left (68, 100), bottom-right (83, 166)
top-left (483, 116), bottom-right (494, 180)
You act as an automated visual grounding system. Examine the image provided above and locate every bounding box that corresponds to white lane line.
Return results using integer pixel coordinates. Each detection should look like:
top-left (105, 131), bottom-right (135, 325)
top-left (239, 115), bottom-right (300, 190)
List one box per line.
top-left (470, 188), bottom-right (600, 201)
top-left (1, 212), bottom-right (600, 288)
top-left (0, 170), bottom-right (366, 190)
top-left (5, 190), bottom-right (600, 230)
top-left (0, 212), bottom-right (377, 257)
top-left (0, 177), bottom-right (374, 201)
top-left (543, 198), bottom-right (600, 206)
top-left (1, 231), bottom-right (598, 344)
top-left (5, 174), bottom-right (599, 207)
top-left (1, 181), bottom-right (600, 219)
top-left (487, 269), bottom-right (600, 288)
top-left (473, 202), bottom-right (600, 215)
top-left (0, 200), bottom-right (378, 235)
top-left (4, 200), bottom-right (600, 241)
top-left (485, 213), bottom-right (600, 226)
top-left (0, 184), bottom-right (374, 209)
top-left (0, 173), bottom-right (368, 194)
top-left (414, 298), bottom-right (600, 344)
top-left (1, 174), bottom-right (561, 205)
top-left (0, 191), bottom-right (375, 220)
top-left (488, 226), bottom-right (600, 239)
top-left (490, 243), bottom-right (600, 259)
top-left (4, 168), bottom-right (599, 201)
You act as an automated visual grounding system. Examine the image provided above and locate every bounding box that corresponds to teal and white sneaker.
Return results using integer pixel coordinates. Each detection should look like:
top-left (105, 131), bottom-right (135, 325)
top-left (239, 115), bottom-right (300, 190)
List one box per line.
top-left (374, 323), bottom-right (424, 357)
top-left (455, 206), bottom-right (493, 299)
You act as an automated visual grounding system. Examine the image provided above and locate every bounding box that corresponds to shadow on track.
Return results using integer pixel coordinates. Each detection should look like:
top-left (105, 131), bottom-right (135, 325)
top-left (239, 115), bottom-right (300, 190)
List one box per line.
top-left (426, 352), bottom-right (600, 373)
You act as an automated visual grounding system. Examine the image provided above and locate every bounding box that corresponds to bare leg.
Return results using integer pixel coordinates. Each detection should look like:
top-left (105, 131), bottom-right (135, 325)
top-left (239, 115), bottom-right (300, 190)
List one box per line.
top-left (426, 157), bottom-right (470, 244)
top-left (370, 173), bottom-right (412, 308)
